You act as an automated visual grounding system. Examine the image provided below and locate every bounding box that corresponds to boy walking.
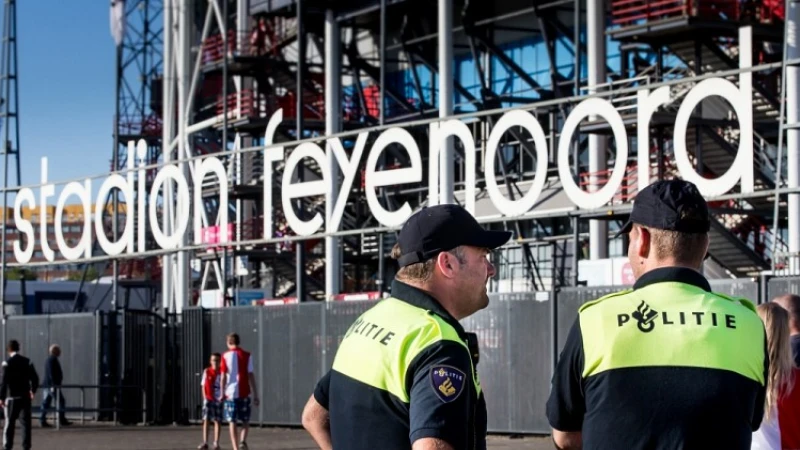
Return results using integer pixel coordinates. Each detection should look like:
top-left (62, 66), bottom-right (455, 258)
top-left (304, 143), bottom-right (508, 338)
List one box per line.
top-left (199, 353), bottom-right (222, 450)
top-left (219, 333), bottom-right (259, 450)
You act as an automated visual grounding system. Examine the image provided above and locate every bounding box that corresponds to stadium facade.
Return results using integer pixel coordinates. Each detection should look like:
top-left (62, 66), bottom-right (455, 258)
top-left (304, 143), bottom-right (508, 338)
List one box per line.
top-left (6, 0), bottom-right (799, 312)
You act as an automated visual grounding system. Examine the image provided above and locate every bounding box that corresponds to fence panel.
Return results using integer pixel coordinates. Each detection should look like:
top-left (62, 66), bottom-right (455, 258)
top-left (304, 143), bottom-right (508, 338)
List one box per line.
top-left (709, 279), bottom-right (760, 301)
top-left (464, 293), bottom-right (553, 434)
top-left (5, 313), bottom-right (99, 421)
top-left (556, 287), bottom-right (626, 351)
top-left (768, 277), bottom-right (800, 300)
top-left (180, 308), bottom-right (209, 422)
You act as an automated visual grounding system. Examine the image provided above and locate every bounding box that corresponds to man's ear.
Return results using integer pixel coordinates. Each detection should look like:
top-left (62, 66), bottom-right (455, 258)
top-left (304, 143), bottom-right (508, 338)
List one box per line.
top-left (637, 226), bottom-right (651, 259)
top-left (436, 251), bottom-right (457, 279)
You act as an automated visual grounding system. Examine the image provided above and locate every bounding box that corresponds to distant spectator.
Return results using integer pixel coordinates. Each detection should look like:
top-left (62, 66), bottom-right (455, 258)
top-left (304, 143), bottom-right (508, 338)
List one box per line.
top-left (39, 344), bottom-right (70, 427)
top-left (0, 340), bottom-right (39, 450)
top-left (220, 333), bottom-right (259, 450)
top-left (751, 303), bottom-right (800, 449)
top-left (773, 294), bottom-right (800, 366)
top-left (199, 353), bottom-right (222, 450)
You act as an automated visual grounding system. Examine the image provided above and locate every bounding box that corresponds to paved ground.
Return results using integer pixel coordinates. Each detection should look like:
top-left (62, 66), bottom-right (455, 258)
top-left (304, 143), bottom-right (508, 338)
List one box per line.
top-left (23, 424), bottom-right (552, 449)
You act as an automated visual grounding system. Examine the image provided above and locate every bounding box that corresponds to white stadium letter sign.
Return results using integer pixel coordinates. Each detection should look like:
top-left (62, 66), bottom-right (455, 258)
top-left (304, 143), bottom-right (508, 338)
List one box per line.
top-left (149, 165), bottom-right (191, 249)
top-left (13, 188), bottom-right (36, 264)
top-left (94, 172), bottom-right (134, 256)
top-left (673, 26), bottom-right (754, 196)
top-left (636, 86), bottom-right (672, 191)
top-left (365, 127), bottom-right (423, 227)
top-left (193, 157), bottom-right (229, 243)
top-left (263, 109), bottom-right (285, 239)
top-left (39, 158), bottom-right (56, 262)
top-left (558, 98), bottom-right (629, 209)
top-left (55, 180), bottom-right (93, 261)
top-left (327, 132), bottom-right (368, 233)
top-left (282, 142), bottom-right (330, 236)
top-left (485, 110), bottom-right (549, 216)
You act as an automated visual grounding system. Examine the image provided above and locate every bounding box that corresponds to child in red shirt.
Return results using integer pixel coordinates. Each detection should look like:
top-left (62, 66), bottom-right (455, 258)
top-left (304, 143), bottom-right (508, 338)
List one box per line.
top-left (199, 353), bottom-right (222, 450)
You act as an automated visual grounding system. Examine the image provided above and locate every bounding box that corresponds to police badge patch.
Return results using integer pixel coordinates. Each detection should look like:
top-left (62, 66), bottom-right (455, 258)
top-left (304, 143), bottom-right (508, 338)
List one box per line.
top-left (430, 365), bottom-right (467, 403)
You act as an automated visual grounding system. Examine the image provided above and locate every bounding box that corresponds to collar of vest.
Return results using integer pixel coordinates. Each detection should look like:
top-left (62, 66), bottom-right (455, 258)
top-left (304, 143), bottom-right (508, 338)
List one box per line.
top-left (390, 279), bottom-right (467, 337)
top-left (633, 266), bottom-right (711, 292)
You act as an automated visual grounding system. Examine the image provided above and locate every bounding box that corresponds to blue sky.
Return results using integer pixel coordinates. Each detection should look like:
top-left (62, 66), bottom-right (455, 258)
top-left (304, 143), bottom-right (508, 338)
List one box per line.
top-left (14, 2), bottom-right (115, 192)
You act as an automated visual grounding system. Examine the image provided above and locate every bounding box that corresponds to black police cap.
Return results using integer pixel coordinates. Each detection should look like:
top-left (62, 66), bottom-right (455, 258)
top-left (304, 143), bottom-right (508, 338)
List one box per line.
top-left (616, 179), bottom-right (711, 238)
top-left (396, 204), bottom-right (513, 268)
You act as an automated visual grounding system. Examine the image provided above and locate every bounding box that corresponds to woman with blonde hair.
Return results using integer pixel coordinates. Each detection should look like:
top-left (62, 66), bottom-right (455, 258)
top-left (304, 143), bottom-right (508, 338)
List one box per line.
top-left (752, 302), bottom-right (800, 449)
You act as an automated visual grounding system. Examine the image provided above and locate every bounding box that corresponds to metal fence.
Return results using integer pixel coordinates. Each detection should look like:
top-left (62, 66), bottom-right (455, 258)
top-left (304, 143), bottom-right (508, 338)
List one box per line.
top-left (6, 275), bottom-right (800, 434)
top-left (178, 276), bottom-right (800, 434)
top-left (2, 313), bottom-right (101, 419)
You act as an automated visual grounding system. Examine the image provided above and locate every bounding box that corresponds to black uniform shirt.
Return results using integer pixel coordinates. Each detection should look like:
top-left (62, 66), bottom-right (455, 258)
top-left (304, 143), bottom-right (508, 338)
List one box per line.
top-left (314, 280), bottom-right (487, 450)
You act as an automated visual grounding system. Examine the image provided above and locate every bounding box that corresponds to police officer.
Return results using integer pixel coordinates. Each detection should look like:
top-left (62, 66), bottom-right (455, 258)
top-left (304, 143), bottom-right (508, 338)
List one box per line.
top-left (301, 204), bottom-right (510, 450)
top-left (546, 179), bottom-right (768, 450)
top-left (0, 340), bottom-right (39, 450)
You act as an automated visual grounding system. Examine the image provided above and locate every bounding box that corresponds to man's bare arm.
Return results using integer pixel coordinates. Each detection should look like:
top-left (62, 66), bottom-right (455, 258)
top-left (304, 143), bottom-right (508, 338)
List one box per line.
top-left (552, 430), bottom-right (582, 450)
top-left (218, 374), bottom-right (227, 401)
top-left (301, 394), bottom-right (332, 450)
top-left (248, 372), bottom-right (260, 406)
top-left (412, 438), bottom-right (455, 450)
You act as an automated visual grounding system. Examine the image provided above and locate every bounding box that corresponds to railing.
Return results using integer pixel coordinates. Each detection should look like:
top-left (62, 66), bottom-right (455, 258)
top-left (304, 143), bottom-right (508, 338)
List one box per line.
top-left (772, 252), bottom-right (800, 276)
top-left (201, 17), bottom-right (298, 64)
top-left (611, 0), bottom-right (752, 27)
top-left (40, 385), bottom-right (147, 429)
top-left (579, 164), bottom-right (640, 205)
top-left (216, 89), bottom-right (325, 122)
top-left (117, 114), bottom-right (162, 137)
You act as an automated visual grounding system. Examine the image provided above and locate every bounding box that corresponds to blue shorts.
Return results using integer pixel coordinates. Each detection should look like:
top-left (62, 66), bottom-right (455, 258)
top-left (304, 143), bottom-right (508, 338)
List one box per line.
top-left (202, 400), bottom-right (222, 422)
top-left (223, 398), bottom-right (251, 424)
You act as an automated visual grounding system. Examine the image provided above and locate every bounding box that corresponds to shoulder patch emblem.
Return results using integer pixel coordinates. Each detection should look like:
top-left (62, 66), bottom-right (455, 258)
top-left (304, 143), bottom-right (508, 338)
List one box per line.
top-left (430, 365), bottom-right (466, 403)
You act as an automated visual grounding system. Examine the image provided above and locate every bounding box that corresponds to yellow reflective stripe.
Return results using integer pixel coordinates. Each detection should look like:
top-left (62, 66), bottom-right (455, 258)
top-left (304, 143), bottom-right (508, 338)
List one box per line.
top-left (579, 283), bottom-right (765, 384)
top-left (331, 297), bottom-right (481, 401)
top-left (332, 298), bottom-right (447, 402)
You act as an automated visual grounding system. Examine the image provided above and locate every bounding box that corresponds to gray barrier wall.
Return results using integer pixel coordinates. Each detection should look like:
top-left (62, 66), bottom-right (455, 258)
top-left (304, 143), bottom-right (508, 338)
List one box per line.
top-left (5, 274), bottom-right (790, 433)
top-left (180, 278), bottom-right (771, 434)
top-left (4, 313), bottom-right (101, 418)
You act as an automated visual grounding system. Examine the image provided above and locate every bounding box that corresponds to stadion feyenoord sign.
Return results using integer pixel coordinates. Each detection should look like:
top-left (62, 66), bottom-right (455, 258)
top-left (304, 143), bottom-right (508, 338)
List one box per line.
top-left (11, 33), bottom-right (755, 265)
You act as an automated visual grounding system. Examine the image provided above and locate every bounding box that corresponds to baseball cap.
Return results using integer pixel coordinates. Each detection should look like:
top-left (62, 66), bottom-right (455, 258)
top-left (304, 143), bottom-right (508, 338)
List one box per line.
top-left (615, 179), bottom-right (710, 238)
top-left (396, 204), bottom-right (513, 268)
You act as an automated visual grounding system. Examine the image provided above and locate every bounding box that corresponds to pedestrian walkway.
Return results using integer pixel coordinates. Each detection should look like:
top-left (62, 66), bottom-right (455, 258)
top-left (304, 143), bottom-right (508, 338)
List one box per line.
top-left (28, 424), bottom-right (551, 449)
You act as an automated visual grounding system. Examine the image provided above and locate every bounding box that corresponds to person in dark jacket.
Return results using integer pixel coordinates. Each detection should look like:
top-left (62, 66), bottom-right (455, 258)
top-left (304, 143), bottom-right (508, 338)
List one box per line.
top-left (39, 344), bottom-right (69, 427)
top-left (0, 340), bottom-right (39, 450)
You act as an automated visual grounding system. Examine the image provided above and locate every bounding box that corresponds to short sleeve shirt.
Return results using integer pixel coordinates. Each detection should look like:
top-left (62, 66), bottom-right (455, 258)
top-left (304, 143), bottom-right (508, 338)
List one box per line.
top-left (313, 280), bottom-right (487, 450)
top-left (546, 267), bottom-right (768, 449)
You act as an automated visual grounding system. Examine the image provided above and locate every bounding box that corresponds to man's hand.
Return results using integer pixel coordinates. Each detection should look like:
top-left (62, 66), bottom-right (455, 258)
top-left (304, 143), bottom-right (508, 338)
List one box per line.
top-left (0, 400), bottom-right (6, 409)
top-left (29, 391), bottom-right (34, 400)
top-left (253, 396), bottom-right (260, 407)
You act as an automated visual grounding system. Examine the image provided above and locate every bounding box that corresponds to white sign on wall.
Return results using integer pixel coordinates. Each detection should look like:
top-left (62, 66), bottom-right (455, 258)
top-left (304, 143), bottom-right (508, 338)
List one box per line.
top-left (11, 28), bottom-right (756, 265)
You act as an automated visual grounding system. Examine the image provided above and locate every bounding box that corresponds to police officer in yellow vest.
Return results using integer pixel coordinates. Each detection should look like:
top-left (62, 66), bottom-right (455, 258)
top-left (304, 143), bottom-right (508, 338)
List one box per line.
top-left (301, 204), bottom-right (510, 450)
top-left (546, 179), bottom-right (768, 450)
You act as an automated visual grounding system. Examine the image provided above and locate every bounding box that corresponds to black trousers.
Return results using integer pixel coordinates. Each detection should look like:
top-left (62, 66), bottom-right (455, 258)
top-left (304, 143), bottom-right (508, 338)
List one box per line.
top-left (3, 397), bottom-right (31, 450)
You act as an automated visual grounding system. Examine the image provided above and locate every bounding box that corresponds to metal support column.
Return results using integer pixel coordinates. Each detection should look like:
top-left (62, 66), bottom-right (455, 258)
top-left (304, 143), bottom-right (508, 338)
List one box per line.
top-left (175, 0), bottom-right (192, 312)
top-left (587, 0), bottom-right (608, 259)
top-left (0, 0), bottom-right (20, 317)
top-left (325, 9), bottom-right (341, 300)
top-left (162, 0), bottom-right (174, 311)
top-left (788, 1), bottom-right (800, 274)
top-left (438, 0), bottom-right (454, 204)
top-left (296, 0), bottom-right (306, 301)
